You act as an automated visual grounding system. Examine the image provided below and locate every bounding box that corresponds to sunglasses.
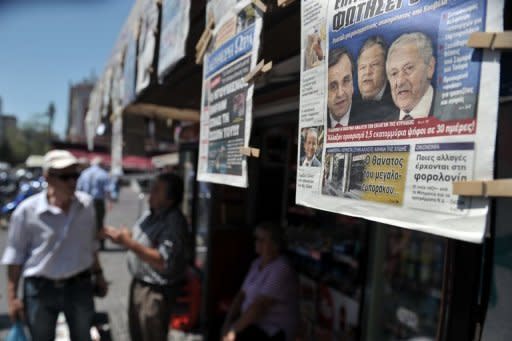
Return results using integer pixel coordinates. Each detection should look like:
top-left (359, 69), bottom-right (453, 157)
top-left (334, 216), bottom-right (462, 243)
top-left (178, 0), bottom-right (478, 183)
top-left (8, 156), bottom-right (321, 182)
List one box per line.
top-left (50, 172), bottom-right (80, 181)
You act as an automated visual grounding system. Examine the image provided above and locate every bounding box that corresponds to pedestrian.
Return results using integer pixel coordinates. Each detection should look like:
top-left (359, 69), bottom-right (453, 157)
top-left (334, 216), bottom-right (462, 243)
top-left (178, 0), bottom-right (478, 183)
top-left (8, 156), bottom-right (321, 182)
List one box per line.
top-left (77, 156), bottom-right (112, 250)
top-left (104, 172), bottom-right (190, 341)
top-left (2, 149), bottom-right (108, 341)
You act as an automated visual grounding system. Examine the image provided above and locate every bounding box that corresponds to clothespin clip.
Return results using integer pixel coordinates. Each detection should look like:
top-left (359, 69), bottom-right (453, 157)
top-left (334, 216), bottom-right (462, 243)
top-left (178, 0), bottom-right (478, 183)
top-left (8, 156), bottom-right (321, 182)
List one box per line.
top-left (110, 108), bottom-right (123, 123)
top-left (452, 180), bottom-right (485, 196)
top-left (195, 29), bottom-right (212, 64)
top-left (277, 0), bottom-right (295, 7)
top-left (467, 32), bottom-right (512, 49)
top-left (252, 0), bottom-right (267, 12)
top-left (195, 16), bottom-right (215, 65)
top-left (453, 179), bottom-right (512, 197)
top-left (240, 147), bottom-right (261, 158)
top-left (244, 60), bottom-right (273, 83)
top-left (195, 15), bottom-right (215, 52)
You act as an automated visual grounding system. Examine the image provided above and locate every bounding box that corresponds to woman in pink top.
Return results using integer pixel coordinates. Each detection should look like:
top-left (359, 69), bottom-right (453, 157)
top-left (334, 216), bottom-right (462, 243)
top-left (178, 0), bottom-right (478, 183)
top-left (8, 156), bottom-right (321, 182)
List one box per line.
top-left (222, 222), bottom-right (299, 341)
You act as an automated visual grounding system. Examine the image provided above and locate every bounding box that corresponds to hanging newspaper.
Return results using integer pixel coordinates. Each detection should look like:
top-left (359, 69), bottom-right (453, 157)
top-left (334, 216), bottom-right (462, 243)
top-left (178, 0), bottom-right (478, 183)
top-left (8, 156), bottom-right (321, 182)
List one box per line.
top-left (197, 0), bottom-right (263, 188)
top-left (158, 0), bottom-right (191, 80)
top-left (111, 53), bottom-right (125, 176)
top-left (296, 0), bottom-right (503, 242)
top-left (124, 35), bottom-right (138, 107)
top-left (136, 0), bottom-right (159, 94)
top-left (111, 114), bottom-right (124, 176)
top-left (85, 87), bottom-right (102, 150)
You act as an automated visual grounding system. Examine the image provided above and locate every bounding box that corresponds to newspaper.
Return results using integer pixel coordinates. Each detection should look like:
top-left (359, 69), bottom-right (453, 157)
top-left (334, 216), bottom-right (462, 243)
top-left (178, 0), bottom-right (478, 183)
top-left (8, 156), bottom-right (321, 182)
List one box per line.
top-left (157, 0), bottom-right (191, 80)
top-left (135, 0), bottom-right (159, 94)
top-left (197, 0), bottom-right (263, 188)
top-left (123, 37), bottom-right (137, 107)
top-left (297, 0), bottom-right (503, 242)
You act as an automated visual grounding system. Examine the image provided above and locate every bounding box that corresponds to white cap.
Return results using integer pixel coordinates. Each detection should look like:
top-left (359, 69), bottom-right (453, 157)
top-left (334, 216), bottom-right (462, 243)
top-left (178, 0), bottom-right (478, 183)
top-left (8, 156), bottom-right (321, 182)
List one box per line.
top-left (43, 150), bottom-right (78, 171)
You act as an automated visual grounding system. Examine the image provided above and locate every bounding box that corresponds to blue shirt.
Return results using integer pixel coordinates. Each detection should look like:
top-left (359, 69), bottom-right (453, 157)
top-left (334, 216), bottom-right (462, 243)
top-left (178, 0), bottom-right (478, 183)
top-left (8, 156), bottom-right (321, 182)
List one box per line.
top-left (77, 165), bottom-right (111, 200)
top-left (1, 191), bottom-right (98, 279)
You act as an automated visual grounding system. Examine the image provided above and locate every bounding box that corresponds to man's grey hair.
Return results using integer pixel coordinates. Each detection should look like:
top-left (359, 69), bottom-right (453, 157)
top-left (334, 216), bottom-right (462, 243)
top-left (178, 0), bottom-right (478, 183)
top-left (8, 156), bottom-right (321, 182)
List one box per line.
top-left (328, 46), bottom-right (355, 75)
top-left (358, 36), bottom-right (387, 62)
top-left (387, 32), bottom-right (434, 67)
top-left (305, 127), bottom-right (318, 140)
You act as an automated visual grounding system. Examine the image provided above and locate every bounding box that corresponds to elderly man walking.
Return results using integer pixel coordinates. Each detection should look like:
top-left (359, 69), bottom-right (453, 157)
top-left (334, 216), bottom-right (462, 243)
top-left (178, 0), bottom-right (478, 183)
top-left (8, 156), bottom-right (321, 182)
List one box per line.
top-left (77, 156), bottom-right (112, 250)
top-left (2, 149), bottom-right (108, 341)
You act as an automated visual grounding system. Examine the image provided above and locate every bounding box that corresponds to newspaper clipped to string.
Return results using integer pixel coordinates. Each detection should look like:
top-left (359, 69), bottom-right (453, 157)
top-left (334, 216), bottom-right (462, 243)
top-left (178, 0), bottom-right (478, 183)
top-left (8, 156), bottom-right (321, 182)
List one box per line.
top-left (296, 0), bottom-right (503, 242)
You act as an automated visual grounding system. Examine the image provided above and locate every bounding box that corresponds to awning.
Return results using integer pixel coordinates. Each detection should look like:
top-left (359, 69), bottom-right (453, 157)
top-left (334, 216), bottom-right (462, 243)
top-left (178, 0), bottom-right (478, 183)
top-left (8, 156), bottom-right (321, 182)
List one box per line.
top-left (67, 149), bottom-right (153, 171)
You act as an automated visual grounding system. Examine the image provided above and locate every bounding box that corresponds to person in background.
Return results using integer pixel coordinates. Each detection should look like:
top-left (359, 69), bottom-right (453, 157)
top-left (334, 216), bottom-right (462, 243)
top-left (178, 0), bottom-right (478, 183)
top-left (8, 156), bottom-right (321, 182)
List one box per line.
top-left (386, 32), bottom-right (436, 120)
top-left (2, 149), bottom-right (107, 341)
top-left (300, 128), bottom-right (321, 167)
top-left (103, 172), bottom-right (190, 341)
top-left (222, 222), bottom-right (299, 341)
top-left (357, 36), bottom-right (389, 102)
top-left (327, 47), bottom-right (356, 128)
top-left (355, 36), bottom-right (398, 123)
top-left (77, 156), bottom-right (112, 249)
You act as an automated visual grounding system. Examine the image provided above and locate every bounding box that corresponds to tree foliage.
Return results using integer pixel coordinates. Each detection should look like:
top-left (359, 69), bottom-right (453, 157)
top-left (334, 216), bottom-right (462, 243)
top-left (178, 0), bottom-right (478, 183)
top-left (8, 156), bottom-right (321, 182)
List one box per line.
top-left (0, 120), bottom-right (51, 166)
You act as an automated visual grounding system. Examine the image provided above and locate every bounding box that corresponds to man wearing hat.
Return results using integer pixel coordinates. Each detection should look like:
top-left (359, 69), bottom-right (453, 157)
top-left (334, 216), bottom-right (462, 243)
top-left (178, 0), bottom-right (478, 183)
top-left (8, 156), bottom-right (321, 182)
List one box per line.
top-left (2, 149), bottom-right (108, 341)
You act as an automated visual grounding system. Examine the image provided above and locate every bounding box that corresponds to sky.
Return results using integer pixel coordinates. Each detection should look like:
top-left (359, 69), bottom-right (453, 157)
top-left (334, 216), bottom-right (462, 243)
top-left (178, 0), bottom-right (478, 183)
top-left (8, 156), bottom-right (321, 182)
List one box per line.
top-left (0, 0), bottom-right (134, 138)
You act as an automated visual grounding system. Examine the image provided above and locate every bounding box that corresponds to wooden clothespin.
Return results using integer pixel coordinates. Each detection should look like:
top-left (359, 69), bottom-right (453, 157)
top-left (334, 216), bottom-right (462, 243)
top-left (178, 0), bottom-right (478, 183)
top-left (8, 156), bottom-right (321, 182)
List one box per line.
top-left (240, 147), bottom-right (261, 158)
top-left (195, 29), bottom-right (212, 65)
top-left (452, 180), bottom-right (485, 196)
top-left (244, 60), bottom-right (272, 83)
top-left (467, 32), bottom-right (512, 49)
top-left (252, 0), bottom-right (267, 12)
top-left (453, 179), bottom-right (512, 197)
top-left (277, 0), bottom-right (295, 7)
top-left (485, 179), bottom-right (512, 197)
top-left (195, 15), bottom-right (215, 65)
top-left (109, 109), bottom-right (123, 123)
top-left (195, 15), bottom-right (215, 52)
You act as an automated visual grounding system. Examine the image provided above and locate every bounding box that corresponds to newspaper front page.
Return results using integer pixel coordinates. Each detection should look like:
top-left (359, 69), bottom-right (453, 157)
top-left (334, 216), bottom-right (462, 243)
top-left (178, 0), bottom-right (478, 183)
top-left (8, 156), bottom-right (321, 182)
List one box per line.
top-left (157, 0), bottom-right (191, 80)
top-left (197, 0), bottom-right (263, 188)
top-left (297, 0), bottom-right (503, 242)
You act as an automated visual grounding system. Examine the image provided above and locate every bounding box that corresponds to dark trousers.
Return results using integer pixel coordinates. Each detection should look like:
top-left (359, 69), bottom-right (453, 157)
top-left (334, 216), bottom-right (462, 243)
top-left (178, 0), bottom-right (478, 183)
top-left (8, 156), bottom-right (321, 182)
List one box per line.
top-left (237, 325), bottom-right (286, 341)
top-left (23, 274), bottom-right (95, 341)
top-left (94, 199), bottom-right (106, 248)
top-left (128, 279), bottom-right (176, 341)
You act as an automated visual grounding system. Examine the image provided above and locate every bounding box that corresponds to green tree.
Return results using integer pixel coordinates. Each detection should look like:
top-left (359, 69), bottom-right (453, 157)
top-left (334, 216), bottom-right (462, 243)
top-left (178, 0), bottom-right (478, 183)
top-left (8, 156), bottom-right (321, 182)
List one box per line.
top-left (1, 120), bottom-right (51, 165)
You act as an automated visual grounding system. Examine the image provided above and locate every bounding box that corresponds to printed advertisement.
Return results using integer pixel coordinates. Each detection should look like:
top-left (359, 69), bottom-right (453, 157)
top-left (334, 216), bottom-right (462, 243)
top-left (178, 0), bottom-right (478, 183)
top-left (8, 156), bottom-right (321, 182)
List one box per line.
top-left (197, 0), bottom-right (263, 187)
top-left (158, 0), bottom-right (191, 80)
top-left (101, 68), bottom-right (112, 118)
top-left (111, 58), bottom-right (124, 177)
top-left (123, 37), bottom-right (137, 107)
top-left (297, 0), bottom-right (503, 242)
top-left (86, 87), bottom-right (101, 150)
top-left (111, 114), bottom-right (123, 176)
top-left (135, 0), bottom-right (158, 94)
